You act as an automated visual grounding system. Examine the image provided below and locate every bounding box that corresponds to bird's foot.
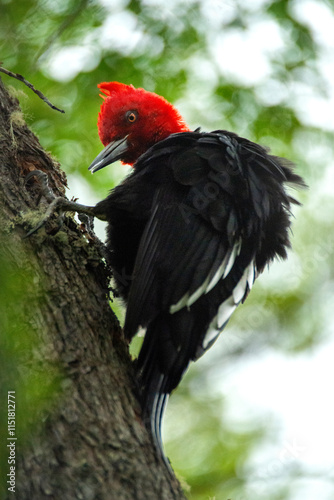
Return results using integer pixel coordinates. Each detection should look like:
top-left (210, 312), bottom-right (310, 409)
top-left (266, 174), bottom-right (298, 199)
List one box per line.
top-left (24, 170), bottom-right (97, 237)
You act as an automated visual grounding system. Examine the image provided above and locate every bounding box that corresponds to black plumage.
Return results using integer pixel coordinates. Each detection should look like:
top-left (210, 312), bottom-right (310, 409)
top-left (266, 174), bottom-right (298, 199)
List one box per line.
top-left (94, 129), bottom-right (305, 463)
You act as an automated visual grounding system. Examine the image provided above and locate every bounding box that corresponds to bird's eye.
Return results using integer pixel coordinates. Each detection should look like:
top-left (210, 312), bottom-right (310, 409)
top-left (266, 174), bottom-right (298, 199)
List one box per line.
top-left (125, 110), bottom-right (138, 123)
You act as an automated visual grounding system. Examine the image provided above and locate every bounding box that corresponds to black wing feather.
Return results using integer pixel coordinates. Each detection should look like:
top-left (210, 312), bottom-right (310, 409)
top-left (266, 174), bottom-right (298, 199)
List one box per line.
top-left (102, 129), bottom-right (305, 467)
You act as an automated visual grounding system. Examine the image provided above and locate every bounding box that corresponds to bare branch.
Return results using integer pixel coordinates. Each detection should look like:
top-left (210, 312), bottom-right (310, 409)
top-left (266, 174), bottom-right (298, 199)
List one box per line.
top-left (0, 65), bottom-right (65, 113)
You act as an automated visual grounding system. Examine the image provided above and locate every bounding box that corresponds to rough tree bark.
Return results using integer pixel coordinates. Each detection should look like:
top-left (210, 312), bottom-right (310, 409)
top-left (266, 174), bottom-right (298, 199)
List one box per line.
top-left (0, 76), bottom-right (187, 500)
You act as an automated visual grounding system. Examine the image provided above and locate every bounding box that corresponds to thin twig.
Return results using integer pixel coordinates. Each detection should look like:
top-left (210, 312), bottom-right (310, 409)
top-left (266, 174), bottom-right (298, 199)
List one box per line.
top-left (0, 65), bottom-right (65, 114)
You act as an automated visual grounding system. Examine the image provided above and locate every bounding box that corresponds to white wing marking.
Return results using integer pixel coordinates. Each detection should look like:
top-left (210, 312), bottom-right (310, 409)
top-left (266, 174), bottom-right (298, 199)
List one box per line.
top-left (205, 251), bottom-right (231, 294)
top-left (232, 260), bottom-right (255, 304)
top-left (217, 295), bottom-right (237, 329)
top-left (223, 239), bottom-right (241, 279)
top-left (170, 293), bottom-right (189, 314)
top-left (202, 259), bottom-right (256, 350)
top-left (247, 261), bottom-right (256, 289)
top-left (186, 274), bottom-right (212, 307)
top-left (169, 239), bottom-right (242, 314)
top-left (202, 314), bottom-right (220, 350)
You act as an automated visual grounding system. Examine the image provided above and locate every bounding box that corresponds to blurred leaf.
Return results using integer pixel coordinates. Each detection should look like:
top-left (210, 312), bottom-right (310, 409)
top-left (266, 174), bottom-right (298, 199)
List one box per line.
top-left (1, 0), bottom-right (334, 498)
top-left (0, 249), bottom-right (60, 496)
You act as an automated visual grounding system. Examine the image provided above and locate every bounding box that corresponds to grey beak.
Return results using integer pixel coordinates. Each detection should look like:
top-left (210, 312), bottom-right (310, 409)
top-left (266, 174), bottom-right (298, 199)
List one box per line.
top-left (88, 136), bottom-right (129, 173)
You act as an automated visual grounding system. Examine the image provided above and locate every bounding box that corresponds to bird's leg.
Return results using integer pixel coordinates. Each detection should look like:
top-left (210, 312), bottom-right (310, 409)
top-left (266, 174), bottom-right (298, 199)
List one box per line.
top-left (24, 170), bottom-right (106, 237)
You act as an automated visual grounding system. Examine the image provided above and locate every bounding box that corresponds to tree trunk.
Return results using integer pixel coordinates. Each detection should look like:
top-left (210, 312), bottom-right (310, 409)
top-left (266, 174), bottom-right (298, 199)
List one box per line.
top-left (0, 76), bottom-right (186, 500)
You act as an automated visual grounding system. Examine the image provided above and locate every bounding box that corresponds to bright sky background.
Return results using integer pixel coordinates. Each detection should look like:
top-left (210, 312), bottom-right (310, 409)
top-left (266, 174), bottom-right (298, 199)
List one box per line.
top-left (51, 0), bottom-right (334, 498)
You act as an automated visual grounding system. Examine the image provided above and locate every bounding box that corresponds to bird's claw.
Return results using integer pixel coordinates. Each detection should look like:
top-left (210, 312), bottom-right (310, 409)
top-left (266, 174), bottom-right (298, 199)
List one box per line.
top-left (24, 170), bottom-right (64, 237)
top-left (24, 170), bottom-right (98, 238)
top-left (25, 170), bottom-right (56, 205)
top-left (23, 196), bottom-right (67, 238)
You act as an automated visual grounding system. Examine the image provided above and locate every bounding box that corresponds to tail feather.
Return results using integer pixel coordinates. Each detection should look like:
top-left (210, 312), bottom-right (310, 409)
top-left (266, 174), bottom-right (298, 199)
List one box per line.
top-left (139, 366), bottom-right (172, 471)
top-left (136, 319), bottom-right (175, 472)
top-left (150, 387), bottom-right (170, 467)
top-left (136, 311), bottom-right (194, 472)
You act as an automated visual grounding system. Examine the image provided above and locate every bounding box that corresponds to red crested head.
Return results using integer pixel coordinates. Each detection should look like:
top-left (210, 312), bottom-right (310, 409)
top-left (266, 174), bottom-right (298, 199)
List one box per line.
top-left (91, 82), bottom-right (189, 170)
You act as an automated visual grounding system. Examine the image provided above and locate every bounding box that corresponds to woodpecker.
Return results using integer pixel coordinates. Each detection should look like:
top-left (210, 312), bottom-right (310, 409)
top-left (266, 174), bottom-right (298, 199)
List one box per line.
top-left (83, 82), bottom-right (306, 465)
top-left (28, 82), bottom-right (305, 467)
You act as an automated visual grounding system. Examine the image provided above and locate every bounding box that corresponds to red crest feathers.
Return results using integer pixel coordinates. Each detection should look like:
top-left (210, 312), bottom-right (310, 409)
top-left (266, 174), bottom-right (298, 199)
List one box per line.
top-left (96, 81), bottom-right (190, 164)
top-left (98, 82), bottom-right (135, 99)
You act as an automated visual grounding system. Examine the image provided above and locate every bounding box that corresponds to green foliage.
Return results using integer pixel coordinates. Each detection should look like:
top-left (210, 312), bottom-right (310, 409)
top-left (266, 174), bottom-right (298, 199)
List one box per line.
top-left (0, 250), bottom-right (60, 497)
top-left (1, 0), bottom-right (334, 498)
